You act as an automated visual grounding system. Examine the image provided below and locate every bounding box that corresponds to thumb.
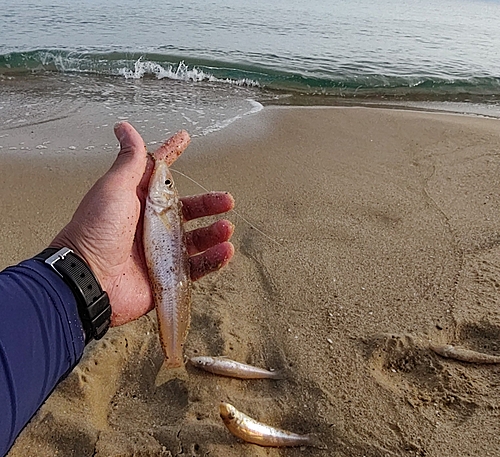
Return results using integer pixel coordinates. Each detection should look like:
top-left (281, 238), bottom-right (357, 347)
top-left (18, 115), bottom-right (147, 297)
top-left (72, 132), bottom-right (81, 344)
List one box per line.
top-left (109, 121), bottom-right (148, 185)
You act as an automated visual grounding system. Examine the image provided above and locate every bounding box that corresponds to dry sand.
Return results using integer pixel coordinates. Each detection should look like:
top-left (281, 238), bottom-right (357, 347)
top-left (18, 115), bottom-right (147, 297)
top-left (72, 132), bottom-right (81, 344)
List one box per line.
top-left (2, 106), bottom-right (500, 456)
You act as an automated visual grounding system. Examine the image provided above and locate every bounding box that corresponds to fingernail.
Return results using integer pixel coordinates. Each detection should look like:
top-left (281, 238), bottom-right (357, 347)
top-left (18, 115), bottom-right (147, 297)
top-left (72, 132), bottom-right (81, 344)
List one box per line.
top-left (114, 121), bottom-right (128, 142)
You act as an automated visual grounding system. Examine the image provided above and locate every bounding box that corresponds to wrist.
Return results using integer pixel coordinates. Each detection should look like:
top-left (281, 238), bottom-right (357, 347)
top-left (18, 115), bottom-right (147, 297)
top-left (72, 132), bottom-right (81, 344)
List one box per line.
top-left (34, 247), bottom-right (111, 344)
top-left (49, 233), bottom-right (106, 288)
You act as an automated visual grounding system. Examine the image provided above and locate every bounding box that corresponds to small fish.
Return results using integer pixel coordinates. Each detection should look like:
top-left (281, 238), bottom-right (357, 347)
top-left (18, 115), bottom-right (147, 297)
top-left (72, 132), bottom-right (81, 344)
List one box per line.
top-left (219, 402), bottom-right (323, 448)
top-left (189, 356), bottom-right (284, 379)
top-left (144, 130), bottom-right (192, 368)
top-left (430, 343), bottom-right (500, 364)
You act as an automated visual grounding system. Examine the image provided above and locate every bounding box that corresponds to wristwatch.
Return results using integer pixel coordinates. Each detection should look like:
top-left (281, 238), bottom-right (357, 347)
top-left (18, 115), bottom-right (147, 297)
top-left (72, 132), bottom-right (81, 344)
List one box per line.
top-left (34, 247), bottom-right (111, 344)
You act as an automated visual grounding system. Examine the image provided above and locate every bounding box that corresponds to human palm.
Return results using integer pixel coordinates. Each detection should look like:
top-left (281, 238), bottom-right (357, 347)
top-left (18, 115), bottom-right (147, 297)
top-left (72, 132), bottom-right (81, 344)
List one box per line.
top-left (51, 122), bottom-right (234, 326)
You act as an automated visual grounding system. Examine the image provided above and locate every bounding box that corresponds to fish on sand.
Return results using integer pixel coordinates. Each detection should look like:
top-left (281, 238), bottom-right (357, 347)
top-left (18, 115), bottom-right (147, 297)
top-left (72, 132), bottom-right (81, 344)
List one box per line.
top-left (430, 343), bottom-right (500, 364)
top-left (219, 402), bottom-right (323, 448)
top-left (189, 356), bottom-right (284, 379)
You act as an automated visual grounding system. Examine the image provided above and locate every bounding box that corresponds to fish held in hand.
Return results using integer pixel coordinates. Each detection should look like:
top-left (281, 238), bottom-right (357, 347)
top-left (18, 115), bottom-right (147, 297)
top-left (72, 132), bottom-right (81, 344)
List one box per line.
top-left (144, 130), bottom-right (192, 368)
top-left (189, 356), bottom-right (284, 379)
top-left (219, 402), bottom-right (324, 448)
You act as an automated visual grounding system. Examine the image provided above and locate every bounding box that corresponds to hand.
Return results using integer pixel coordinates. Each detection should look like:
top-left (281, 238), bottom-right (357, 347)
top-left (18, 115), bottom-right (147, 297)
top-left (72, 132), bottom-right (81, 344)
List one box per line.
top-left (51, 122), bottom-right (235, 326)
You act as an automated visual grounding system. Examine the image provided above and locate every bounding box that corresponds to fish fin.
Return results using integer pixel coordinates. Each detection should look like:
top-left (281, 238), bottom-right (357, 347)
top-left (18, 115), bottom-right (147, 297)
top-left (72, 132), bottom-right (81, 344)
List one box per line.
top-left (158, 211), bottom-right (173, 230)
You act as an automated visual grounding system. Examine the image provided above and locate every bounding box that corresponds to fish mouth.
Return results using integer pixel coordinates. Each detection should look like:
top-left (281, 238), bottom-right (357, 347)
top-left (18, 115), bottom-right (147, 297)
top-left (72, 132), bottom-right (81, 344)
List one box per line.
top-left (219, 402), bottom-right (232, 418)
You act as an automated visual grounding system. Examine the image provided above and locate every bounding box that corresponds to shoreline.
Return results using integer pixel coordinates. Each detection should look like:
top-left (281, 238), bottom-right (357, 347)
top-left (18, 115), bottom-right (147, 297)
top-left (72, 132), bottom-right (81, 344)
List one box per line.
top-left (2, 74), bottom-right (500, 135)
top-left (1, 102), bottom-right (499, 164)
top-left (4, 105), bottom-right (500, 456)
top-left (260, 94), bottom-right (500, 120)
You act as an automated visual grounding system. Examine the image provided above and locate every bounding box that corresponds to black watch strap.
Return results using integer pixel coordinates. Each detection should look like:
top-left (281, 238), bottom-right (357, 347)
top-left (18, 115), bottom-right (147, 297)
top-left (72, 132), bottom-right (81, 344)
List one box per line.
top-left (34, 247), bottom-right (111, 344)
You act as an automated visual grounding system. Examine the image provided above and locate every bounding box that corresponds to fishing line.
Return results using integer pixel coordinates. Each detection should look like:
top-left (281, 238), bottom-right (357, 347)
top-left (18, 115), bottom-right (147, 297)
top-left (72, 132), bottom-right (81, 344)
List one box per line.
top-left (170, 168), bottom-right (283, 247)
top-left (170, 169), bottom-right (335, 298)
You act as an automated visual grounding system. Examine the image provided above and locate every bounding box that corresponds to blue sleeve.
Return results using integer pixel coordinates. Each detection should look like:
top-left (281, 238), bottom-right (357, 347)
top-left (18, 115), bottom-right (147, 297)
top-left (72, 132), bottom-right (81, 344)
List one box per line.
top-left (0, 259), bottom-right (85, 456)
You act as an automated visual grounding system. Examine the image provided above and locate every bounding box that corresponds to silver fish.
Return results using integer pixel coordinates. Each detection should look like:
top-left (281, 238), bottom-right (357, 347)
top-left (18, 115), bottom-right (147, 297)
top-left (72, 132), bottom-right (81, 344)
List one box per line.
top-left (430, 343), bottom-right (500, 364)
top-left (219, 402), bottom-right (322, 448)
top-left (190, 356), bottom-right (283, 379)
top-left (144, 131), bottom-right (191, 368)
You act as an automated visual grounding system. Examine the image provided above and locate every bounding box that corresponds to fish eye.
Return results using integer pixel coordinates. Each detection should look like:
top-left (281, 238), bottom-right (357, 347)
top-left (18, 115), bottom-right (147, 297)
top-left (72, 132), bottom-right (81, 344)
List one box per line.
top-left (164, 179), bottom-right (172, 187)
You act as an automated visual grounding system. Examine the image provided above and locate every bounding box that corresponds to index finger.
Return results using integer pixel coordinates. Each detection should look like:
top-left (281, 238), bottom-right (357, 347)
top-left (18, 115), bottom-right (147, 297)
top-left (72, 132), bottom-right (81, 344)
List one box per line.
top-left (137, 130), bottom-right (191, 200)
top-left (153, 130), bottom-right (191, 165)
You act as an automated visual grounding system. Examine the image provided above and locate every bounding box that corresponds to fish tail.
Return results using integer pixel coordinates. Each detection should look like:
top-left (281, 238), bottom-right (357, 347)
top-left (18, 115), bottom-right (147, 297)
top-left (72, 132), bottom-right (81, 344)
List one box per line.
top-left (154, 360), bottom-right (186, 387)
top-left (306, 433), bottom-right (327, 449)
top-left (269, 370), bottom-right (286, 380)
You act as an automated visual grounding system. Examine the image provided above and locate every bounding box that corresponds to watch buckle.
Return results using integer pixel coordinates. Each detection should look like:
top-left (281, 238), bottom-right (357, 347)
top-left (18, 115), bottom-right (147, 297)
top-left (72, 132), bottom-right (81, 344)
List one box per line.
top-left (44, 247), bottom-right (73, 277)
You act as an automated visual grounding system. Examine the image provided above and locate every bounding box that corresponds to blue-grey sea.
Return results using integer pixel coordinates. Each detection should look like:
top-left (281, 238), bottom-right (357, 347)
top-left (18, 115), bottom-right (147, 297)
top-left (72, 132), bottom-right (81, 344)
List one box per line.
top-left (2, 0), bottom-right (500, 136)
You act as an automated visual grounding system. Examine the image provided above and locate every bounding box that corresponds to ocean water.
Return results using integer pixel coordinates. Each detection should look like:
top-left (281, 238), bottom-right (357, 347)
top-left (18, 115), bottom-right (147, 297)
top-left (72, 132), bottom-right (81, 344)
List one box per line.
top-left (1, 0), bottom-right (500, 137)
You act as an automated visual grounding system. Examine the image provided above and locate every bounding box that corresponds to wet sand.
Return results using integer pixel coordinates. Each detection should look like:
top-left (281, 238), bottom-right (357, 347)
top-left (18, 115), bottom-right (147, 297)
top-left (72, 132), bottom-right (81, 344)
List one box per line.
top-left (3, 106), bottom-right (500, 456)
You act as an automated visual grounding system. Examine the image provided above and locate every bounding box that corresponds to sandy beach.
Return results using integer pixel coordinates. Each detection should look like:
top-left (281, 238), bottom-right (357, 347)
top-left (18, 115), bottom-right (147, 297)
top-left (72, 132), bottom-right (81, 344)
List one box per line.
top-left (3, 105), bottom-right (500, 456)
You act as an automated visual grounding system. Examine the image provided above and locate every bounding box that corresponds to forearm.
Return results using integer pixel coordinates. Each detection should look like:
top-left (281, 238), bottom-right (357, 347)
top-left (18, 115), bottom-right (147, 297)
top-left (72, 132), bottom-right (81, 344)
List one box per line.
top-left (0, 259), bottom-right (85, 456)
